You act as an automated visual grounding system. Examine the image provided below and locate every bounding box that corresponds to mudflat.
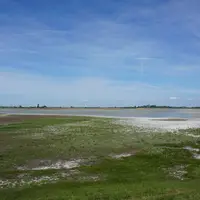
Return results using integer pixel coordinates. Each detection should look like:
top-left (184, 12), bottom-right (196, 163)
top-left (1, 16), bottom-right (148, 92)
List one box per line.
top-left (0, 114), bottom-right (69, 125)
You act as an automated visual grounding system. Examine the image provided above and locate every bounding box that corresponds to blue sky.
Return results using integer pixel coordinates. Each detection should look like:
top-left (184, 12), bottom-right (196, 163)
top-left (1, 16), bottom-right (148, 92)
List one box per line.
top-left (0, 0), bottom-right (200, 106)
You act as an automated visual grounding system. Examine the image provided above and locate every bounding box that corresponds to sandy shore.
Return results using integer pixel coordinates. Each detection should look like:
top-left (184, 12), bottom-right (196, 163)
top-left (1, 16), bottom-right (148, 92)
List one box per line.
top-left (119, 117), bottom-right (200, 131)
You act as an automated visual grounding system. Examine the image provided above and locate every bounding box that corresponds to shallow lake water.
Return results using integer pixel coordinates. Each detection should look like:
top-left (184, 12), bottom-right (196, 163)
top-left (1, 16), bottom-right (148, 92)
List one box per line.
top-left (1, 108), bottom-right (200, 119)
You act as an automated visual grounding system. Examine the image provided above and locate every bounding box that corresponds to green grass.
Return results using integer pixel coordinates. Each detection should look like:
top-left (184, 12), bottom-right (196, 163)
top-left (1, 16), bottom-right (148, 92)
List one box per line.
top-left (0, 115), bottom-right (200, 199)
top-left (0, 116), bottom-right (91, 131)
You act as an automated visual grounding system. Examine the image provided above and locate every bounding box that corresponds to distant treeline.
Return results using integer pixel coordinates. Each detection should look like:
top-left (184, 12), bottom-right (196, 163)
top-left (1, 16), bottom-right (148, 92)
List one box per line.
top-left (118, 105), bottom-right (200, 109)
top-left (0, 105), bottom-right (47, 109)
top-left (0, 105), bottom-right (200, 109)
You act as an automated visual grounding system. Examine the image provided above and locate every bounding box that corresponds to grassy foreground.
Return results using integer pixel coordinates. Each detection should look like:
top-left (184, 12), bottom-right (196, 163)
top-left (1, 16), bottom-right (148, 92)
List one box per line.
top-left (0, 115), bottom-right (200, 200)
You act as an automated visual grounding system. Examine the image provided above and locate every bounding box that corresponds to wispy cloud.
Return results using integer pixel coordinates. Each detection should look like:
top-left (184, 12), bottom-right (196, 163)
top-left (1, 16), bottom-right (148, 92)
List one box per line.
top-left (169, 97), bottom-right (180, 100)
top-left (0, 71), bottom-right (199, 106)
top-left (0, 0), bottom-right (200, 105)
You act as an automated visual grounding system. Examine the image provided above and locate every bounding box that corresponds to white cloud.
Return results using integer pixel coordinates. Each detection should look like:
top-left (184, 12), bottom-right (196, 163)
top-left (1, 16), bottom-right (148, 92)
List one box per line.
top-left (169, 97), bottom-right (180, 100)
top-left (0, 71), bottom-right (199, 106)
top-left (1, 0), bottom-right (200, 78)
top-left (1, 0), bottom-right (200, 108)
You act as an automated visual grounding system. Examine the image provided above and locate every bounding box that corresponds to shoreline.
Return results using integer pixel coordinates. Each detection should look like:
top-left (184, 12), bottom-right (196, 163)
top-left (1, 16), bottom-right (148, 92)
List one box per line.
top-left (0, 112), bottom-right (194, 119)
top-left (1, 107), bottom-right (200, 110)
top-left (1, 113), bottom-right (200, 131)
top-left (0, 112), bottom-right (199, 120)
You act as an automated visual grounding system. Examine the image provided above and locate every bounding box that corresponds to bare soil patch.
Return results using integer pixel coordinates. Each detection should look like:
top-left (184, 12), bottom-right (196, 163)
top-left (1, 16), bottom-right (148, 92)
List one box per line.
top-left (151, 118), bottom-right (188, 121)
top-left (119, 117), bottom-right (200, 131)
top-left (17, 159), bottom-right (84, 171)
top-left (0, 115), bottom-right (68, 125)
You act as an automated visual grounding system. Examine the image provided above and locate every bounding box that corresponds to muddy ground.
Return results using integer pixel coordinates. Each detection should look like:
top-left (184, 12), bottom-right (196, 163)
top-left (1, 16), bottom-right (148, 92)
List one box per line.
top-left (0, 115), bottom-right (68, 125)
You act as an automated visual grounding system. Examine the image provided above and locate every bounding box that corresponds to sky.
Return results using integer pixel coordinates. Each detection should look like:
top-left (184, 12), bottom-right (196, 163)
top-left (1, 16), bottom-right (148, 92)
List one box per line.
top-left (0, 0), bottom-right (200, 107)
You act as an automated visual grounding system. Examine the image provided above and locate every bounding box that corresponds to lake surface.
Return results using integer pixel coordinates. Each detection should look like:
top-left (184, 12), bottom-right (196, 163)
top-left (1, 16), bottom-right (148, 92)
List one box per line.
top-left (1, 108), bottom-right (200, 119)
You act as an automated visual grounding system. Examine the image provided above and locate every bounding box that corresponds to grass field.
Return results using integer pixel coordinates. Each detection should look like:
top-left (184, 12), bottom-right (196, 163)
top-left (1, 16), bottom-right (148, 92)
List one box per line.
top-left (0, 115), bottom-right (200, 200)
